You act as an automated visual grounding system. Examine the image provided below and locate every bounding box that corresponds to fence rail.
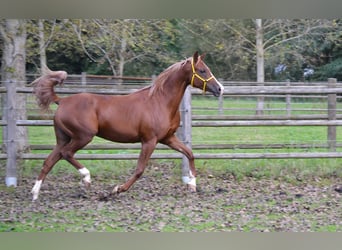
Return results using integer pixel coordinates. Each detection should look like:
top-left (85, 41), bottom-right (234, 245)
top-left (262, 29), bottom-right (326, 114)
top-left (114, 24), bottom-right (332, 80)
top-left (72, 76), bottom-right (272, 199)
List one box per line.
top-left (1, 76), bottom-right (341, 186)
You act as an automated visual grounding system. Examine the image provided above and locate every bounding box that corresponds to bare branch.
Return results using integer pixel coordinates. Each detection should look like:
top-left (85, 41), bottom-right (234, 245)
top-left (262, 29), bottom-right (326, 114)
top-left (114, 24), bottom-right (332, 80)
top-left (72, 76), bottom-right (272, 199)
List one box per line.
top-left (222, 22), bottom-right (256, 49)
top-left (39, 19), bottom-right (57, 52)
top-left (91, 41), bottom-right (117, 75)
top-left (0, 22), bottom-right (10, 44)
top-left (264, 23), bottom-right (337, 52)
top-left (70, 20), bottom-right (98, 63)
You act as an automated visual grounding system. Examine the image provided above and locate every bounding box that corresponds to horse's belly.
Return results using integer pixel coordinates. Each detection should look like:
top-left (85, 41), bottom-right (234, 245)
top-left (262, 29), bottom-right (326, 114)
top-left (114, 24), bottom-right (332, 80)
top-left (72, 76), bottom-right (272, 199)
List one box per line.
top-left (96, 128), bottom-right (140, 143)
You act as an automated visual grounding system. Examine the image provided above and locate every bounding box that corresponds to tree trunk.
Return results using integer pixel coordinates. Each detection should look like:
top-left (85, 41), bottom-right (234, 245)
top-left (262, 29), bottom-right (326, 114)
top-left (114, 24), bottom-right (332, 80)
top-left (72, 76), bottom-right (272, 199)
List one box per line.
top-left (38, 19), bottom-right (47, 73)
top-left (1, 19), bottom-right (29, 154)
top-left (117, 37), bottom-right (127, 85)
top-left (255, 19), bottom-right (265, 115)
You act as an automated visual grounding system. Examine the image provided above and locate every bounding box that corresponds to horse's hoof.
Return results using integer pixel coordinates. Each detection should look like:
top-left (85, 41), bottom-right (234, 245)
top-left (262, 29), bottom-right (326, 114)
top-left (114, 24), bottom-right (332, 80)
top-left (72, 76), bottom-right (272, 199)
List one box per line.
top-left (187, 184), bottom-right (197, 193)
top-left (80, 180), bottom-right (91, 189)
top-left (112, 185), bottom-right (120, 194)
top-left (84, 181), bottom-right (91, 189)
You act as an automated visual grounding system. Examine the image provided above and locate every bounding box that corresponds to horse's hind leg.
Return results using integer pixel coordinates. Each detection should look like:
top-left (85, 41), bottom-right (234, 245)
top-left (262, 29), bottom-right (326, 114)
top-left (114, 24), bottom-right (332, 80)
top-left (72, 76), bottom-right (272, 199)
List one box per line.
top-left (59, 135), bottom-right (94, 185)
top-left (31, 146), bottom-right (63, 201)
top-left (31, 127), bottom-right (93, 200)
top-left (31, 127), bottom-right (69, 201)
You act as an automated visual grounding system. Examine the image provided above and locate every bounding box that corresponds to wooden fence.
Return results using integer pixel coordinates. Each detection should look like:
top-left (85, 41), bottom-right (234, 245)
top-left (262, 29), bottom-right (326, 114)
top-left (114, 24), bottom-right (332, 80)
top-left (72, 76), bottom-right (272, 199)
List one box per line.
top-left (1, 75), bottom-right (341, 186)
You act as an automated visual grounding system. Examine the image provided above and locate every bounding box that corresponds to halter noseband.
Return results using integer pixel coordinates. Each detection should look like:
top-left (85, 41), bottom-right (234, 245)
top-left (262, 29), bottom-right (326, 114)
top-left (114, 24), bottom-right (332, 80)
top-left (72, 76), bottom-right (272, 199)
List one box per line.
top-left (190, 58), bottom-right (214, 93)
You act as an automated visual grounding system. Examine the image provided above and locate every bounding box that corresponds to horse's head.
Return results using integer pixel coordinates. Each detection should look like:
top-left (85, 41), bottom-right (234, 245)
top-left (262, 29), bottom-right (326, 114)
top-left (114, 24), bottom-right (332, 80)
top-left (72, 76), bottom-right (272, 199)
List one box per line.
top-left (186, 51), bottom-right (224, 97)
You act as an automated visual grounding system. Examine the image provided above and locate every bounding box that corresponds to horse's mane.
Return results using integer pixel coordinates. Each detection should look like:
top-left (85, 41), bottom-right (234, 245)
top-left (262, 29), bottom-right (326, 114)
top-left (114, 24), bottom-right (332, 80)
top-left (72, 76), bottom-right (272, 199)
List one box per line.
top-left (148, 60), bottom-right (185, 97)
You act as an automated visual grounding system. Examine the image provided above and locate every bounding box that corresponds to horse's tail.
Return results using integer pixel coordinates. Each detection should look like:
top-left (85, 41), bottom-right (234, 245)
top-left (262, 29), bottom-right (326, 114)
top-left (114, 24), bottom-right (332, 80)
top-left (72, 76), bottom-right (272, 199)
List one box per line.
top-left (31, 67), bottom-right (67, 112)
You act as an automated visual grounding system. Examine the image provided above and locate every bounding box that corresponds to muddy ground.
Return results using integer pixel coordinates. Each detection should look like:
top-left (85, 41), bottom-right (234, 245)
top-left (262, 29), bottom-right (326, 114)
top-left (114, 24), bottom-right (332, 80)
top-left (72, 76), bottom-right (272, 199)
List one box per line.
top-left (0, 163), bottom-right (341, 232)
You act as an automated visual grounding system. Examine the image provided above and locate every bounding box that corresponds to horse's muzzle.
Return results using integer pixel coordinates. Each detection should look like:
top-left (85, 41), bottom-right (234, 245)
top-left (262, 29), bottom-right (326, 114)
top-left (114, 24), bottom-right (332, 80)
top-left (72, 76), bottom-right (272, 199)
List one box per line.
top-left (208, 80), bottom-right (224, 97)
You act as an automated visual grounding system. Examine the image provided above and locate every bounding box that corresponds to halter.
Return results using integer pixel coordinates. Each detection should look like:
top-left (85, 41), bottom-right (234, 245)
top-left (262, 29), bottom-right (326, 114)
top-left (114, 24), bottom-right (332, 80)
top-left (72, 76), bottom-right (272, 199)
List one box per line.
top-left (190, 58), bottom-right (214, 93)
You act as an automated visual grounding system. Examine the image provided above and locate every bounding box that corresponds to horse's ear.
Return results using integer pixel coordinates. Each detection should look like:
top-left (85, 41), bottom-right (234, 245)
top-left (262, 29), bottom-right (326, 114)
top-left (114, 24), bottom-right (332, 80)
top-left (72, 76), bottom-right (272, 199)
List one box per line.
top-left (193, 51), bottom-right (199, 64)
top-left (200, 53), bottom-right (206, 60)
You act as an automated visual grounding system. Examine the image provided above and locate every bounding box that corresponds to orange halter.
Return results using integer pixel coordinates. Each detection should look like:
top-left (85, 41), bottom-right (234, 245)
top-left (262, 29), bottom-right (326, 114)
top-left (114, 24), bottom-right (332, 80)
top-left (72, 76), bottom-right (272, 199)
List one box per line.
top-left (190, 58), bottom-right (214, 93)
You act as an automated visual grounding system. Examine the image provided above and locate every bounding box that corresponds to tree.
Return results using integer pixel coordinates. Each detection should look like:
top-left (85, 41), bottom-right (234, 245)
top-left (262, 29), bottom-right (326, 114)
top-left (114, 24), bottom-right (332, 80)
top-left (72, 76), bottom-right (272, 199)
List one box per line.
top-left (25, 19), bottom-right (89, 74)
top-left (255, 19), bottom-right (265, 115)
top-left (0, 19), bottom-right (29, 153)
top-left (38, 19), bottom-right (46, 70)
top-left (21, 18), bottom-right (342, 80)
top-left (212, 19), bottom-right (340, 113)
top-left (175, 19), bottom-right (257, 80)
top-left (26, 19), bottom-right (56, 73)
top-left (68, 19), bottom-right (181, 77)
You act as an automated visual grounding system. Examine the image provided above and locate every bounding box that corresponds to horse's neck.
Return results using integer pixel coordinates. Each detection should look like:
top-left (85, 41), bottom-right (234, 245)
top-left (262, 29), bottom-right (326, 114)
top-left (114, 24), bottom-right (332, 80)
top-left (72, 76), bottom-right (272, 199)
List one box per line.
top-left (162, 76), bottom-right (188, 112)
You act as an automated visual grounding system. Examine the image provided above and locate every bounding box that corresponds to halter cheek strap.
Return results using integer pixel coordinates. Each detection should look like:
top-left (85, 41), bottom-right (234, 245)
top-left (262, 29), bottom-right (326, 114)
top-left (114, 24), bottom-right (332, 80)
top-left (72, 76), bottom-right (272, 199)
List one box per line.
top-left (190, 58), bottom-right (214, 93)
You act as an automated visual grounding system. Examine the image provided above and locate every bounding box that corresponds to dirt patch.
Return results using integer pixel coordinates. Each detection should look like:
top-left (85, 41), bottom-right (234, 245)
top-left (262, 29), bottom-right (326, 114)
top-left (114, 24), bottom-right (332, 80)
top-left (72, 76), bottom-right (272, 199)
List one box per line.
top-left (0, 164), bottom-right (341, 232)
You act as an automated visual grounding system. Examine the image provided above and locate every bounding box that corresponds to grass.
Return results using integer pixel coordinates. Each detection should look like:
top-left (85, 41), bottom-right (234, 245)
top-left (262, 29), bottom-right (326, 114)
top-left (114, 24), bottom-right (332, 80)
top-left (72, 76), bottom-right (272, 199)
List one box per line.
top-left (2, 206), bottom-right (339, 232)
top-left (0, 208), bottom-right (121, 232)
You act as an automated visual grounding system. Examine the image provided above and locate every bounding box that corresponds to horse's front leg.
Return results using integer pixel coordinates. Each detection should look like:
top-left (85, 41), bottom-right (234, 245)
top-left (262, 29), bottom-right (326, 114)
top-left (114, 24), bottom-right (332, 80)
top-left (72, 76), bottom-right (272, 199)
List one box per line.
top-left (112, 138), bottom-right (157, 194)
top-left (161, 135), bottom-right (197, 192)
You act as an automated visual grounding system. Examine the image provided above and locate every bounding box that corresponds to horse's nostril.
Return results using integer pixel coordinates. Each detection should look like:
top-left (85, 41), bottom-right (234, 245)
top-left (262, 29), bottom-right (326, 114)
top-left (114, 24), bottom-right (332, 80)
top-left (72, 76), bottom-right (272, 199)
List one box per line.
top-left (219, 85), bottom-right (224, 96)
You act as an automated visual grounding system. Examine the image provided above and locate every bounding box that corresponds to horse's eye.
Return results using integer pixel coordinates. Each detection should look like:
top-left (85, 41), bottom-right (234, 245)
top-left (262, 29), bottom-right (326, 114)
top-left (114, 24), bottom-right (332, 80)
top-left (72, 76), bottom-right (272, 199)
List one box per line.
top-left (199, 69), bottom-right (206, 74)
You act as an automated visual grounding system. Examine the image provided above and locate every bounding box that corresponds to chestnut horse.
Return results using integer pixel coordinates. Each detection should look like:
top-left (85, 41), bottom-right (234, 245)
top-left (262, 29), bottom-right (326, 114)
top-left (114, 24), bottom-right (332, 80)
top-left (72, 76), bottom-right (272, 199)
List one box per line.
top-left (31, 52), bottom-right (224, 201)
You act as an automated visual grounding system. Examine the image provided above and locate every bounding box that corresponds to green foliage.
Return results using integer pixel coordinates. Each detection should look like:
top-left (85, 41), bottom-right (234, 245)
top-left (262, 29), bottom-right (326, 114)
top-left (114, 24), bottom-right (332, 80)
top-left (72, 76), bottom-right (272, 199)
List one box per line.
top-left (315, 57), bottom-right (342, 81)
top-left (18, 19), bottom-right (342, 80)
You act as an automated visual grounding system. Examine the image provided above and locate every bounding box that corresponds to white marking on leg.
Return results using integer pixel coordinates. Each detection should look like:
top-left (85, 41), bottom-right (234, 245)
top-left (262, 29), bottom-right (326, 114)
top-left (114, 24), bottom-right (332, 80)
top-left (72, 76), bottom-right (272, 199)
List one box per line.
top-left (182, 176), bottom-right (190, 183)
top-left (182, 170), bottom-right (196, 186)
top-left (112, 185), bottom-right (119, 194)
top-left (188, 170), bottom-right (196, 186)
top-left (31, 180), bottom-right (42, 201)
top-left (188, 177), bottom-right (196, 186)
top-left (79, 167), bottom-right (91, 184)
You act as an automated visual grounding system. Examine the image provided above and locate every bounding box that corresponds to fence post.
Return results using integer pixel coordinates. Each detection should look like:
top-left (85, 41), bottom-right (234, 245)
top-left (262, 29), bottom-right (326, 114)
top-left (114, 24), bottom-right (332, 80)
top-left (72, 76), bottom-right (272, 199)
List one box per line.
top-left (81, 72), bottom-right (87, 86)
top-left (180, 87), bottom-right (192, 183)
top-left (286, 80), bottom-right (291, 117)
top-left (5, 80), bottom-right (17, 187)
top-left (218, 78), bottom-right (224, 115)
top-left (327, 78), bottom-right (337, 152)
top-left (218, 94), bottom-right (223, 115)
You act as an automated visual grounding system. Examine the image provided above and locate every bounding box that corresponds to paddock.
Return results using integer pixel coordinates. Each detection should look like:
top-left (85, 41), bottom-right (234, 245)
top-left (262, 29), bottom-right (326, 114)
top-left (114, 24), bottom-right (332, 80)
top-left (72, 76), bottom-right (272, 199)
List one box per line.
top-left (0, 75), bottom-right (341, 185)
top-left (1, 75), bottom-right (341, 232)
